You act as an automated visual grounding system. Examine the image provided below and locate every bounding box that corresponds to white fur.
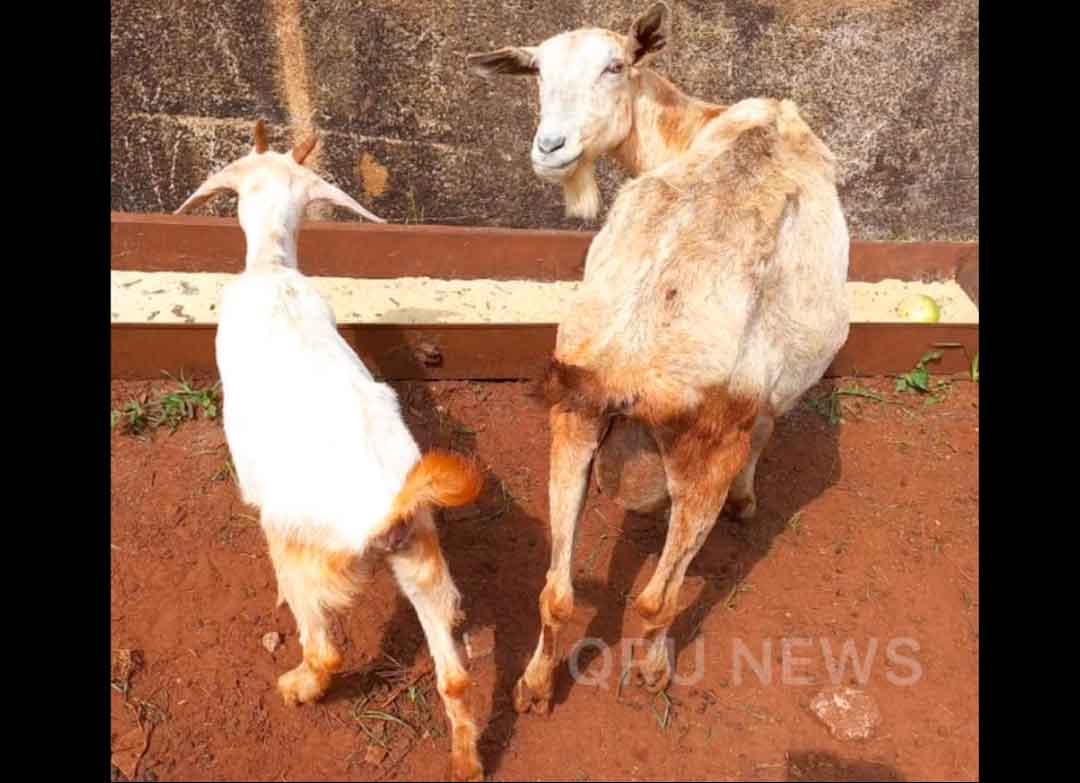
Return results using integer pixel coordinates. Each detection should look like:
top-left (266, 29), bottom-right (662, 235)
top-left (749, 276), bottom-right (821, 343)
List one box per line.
top-left (178, 145), bottom-right (415, 554)
top-left (216, 264), bottom-right (421, 553)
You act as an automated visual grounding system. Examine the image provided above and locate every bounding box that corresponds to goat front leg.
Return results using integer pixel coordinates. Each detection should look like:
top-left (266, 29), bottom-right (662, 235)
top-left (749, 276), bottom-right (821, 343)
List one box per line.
top-left (514, 404), bottom-right (604, 715)
top-left (628, 420), bottom-right (752, 693)
top-left (723, 413), bottom-right (774, 520)
top-left (388, 509), bottom-right (482, 782)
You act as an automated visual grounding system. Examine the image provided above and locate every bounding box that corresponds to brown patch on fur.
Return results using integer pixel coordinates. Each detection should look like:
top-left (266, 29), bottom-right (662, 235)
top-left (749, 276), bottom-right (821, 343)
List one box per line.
top-left (546, 355), bottom-right (685, 424)
top-left (651, 75), bottom-right (701, 153)
top-left (449, 725), bottom-right (484, 782)
top-left (657, 107), bottom-right (687, 150)
top-left (442, 673), bottom-right (472, 700)
top-left (634, 589), bottom-right (678, 630)
top-left (543, 359), bottom-right (614, 417)
top-left (305, 643), bottom-right (343, 675)
top-left (267, 534), bottom-right (362, 602)
top-left (539, 581), bottom-right (574, 626)
top-left (615, 70), bottom-right (730, 175)
top-left (545, 357), bottom-right (729, 439)
top-left (654, 387), bottom-right (758, 510)
top-left (701, 105), bottom-right (727, 123)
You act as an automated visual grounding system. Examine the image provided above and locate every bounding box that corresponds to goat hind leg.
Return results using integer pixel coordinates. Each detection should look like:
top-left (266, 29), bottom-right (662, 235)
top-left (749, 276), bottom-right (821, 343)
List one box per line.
top-left (267, 534), bottom-right (355, 706)
top-left (515, 404), bottom-right (604, 715)
top-left (629, 424), bottom-right (751, 692)
top-left (388, 510), bottom-right (482, 782)
top-left (724, 414), bottom-right (774, 520)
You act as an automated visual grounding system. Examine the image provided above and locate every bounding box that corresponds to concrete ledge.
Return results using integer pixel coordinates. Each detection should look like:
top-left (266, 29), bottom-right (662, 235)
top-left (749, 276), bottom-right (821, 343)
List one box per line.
top-left (109, 213), bottom-right (979, 380)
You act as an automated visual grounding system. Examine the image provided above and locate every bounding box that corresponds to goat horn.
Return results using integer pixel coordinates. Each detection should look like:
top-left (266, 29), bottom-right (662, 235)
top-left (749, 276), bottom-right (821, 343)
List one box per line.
top-left (292, 133), bottom-right (318, 164)
top-left (253, 119), bottom-right (268, 153)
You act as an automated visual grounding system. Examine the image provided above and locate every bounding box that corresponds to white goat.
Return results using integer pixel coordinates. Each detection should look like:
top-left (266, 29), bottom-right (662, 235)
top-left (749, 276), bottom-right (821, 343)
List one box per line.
top-left (175, 121), bottom-right (484, 782)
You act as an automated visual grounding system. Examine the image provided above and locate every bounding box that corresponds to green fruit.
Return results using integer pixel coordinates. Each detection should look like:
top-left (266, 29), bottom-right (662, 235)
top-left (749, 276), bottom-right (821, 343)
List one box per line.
top-left (896, 294), bottom-right (941, 323)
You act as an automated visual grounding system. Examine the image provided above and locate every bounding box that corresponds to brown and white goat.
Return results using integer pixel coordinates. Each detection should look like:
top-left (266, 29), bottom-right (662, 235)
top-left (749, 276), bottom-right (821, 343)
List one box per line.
top-left (468, 3), bottom-right (850, 711)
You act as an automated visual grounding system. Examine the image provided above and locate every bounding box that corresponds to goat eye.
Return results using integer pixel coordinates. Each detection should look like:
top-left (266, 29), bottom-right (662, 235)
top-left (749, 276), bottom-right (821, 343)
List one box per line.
top-left (606, 61), bottom-right (625, 74)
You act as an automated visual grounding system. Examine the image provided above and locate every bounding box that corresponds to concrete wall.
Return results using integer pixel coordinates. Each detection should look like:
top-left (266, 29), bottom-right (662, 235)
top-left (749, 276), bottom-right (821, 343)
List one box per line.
top-left (111, 0), bottom-right (978, 240)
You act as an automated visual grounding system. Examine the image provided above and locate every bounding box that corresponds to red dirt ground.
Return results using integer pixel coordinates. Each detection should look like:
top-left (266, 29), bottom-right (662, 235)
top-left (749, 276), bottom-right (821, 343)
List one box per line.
top-left (111, 375), bottom-right (978, 782)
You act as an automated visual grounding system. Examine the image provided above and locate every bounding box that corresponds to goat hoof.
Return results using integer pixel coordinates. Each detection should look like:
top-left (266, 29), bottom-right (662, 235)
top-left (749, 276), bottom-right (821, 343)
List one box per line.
top-left (277, 664), bottom-right (329, 706)
top-left (724, 494), bottom-right (757, 521)
top-left (513, 676), bottom-right (551, 715)
top-left (449, 753), bottom-right (485, 782)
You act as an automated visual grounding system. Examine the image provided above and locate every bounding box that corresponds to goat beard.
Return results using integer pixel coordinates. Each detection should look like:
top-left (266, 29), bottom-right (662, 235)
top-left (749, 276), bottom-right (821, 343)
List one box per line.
top-left (561, 159), bottom-right (602, 221)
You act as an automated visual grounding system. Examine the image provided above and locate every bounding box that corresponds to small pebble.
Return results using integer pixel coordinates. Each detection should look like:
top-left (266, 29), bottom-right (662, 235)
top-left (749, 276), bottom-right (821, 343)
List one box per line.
top-left (810, 686), bottom-right (881, 740)
top-left (262, 631), bottom-right (282, 654)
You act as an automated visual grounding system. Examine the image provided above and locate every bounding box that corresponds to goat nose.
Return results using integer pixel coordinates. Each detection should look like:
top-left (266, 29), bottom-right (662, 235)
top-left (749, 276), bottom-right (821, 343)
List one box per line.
top-left (536, 134), bottom-right (566, 154)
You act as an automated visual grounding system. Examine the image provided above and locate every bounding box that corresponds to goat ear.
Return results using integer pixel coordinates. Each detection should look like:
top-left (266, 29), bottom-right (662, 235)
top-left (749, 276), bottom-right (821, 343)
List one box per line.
top-left (628, 2), bottom-right (670, 65)
top-left (466, 47), bottom-right (538, 78)
top-left (307, 178), bottom-right (386, 223)
top-left (174, 166), bottom-right (240, 214)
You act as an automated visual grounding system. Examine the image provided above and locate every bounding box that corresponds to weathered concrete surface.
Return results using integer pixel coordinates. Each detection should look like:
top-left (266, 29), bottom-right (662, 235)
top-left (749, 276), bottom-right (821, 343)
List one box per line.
top-left (111, 0), bottom-right (978, 240)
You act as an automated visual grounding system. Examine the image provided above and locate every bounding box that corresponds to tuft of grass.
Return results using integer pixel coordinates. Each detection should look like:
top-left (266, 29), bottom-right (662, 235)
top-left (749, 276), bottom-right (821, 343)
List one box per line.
top-left (112, 372), bottom-right (221, 436)
top-left (652, 691), bottom-right (673, 731)
top-left (111, 648), bottom-right (143, 698)
top-left (723, 578), bottom-right (753, 611)
top-left (355, 708), bottom-right (417, 736)
top-left (835, 385), bottom-right (886, 403)
top-left (157, 372), bottom-right (220, 429)
top-left (807, 383), bottom-right (901, 425)
top-left (895, 351), bottom-right (944, 394)
top-left (212, 457), bottom-right (238, 485)
top-left (807, 390), bottom-right (843, 426)
top-left (971, 351), bottom-right (979, 383)
top-left (894, 351), bottom-right (959, 406)
top-left (119, 397), bottom-right (151, 435)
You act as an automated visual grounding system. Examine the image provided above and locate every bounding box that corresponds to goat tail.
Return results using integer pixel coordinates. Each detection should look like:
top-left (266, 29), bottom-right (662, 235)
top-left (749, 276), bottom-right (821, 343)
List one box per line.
top-left (371, 451), bottom-right (484, 551)
top-left (395, 450), bottom-right (484, 516)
